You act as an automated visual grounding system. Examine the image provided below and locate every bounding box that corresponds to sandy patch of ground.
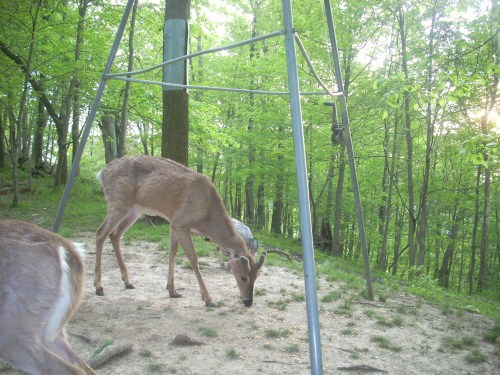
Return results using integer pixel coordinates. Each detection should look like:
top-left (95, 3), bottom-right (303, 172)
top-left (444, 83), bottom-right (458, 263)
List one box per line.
top-left (2, 234), bottom-right (499, 374)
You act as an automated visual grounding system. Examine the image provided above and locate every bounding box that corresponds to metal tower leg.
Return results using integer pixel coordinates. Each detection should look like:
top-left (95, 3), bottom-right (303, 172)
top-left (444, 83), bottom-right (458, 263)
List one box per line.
top-left (323, 0), bottom-right (374, 300)
top-left (282, 0), bottom-right (323, 373)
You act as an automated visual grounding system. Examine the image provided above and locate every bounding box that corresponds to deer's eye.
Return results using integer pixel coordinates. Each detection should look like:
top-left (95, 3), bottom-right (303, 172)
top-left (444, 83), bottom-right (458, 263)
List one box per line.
top-left (241, 276), bottom-right (248, 283)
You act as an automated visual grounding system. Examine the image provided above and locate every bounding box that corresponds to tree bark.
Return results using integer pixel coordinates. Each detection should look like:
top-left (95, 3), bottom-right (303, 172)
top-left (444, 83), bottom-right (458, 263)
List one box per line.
top-left (331, 147), bottom-right (346, 257)
top-left (99, 114), bottom-right (118, 164)
top-left (397, 6), bottom-right (416, 268)
top-left (477, 0), bottom-right (498, 291)
top-left (162, 0), bottom-right (190, 165)
top-left (468, 168), bottom-right (481, 293)
top-left (118, 0), bottom-right (138, 158)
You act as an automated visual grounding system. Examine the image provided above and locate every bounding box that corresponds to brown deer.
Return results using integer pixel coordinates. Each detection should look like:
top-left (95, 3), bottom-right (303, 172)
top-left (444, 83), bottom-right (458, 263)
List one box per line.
top-left (95, 155), bottom-right (266, 307)
top-left (0, 220), bottom-right (97, 375)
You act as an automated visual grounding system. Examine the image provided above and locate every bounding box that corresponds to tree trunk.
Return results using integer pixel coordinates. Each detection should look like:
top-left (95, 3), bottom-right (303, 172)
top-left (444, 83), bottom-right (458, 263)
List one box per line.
top-left (331, 147), bottom-right (346, 257)
top-left (256, 182), bottom-right (265, 229)
top-left (0, 106), bottom-right (5, 169)
top-left (397, 6), bottom-right (416, 268)
top-left (118, 0), bottom-right (138, 158)
top-left (477, 0), bottom-right (498, 291)
top-left (391, 200), bottom-right (403, 276)
top-left (162, 0), bottom-right (190, 165)
top-left (99, 114), bottom-right (118, 164)
top-left (468, 168), bottom-right (481, 293)
top-left (378, 114), bottom-right (399, 271)
top-left (271, 155), bottom-right (284, 235)
top-left (438, 202), bottom-right (464, 288)
top-left (234, 180), bottom-right (242, 220)
top-left (71, 0), bottom-right (89, 174)
top-left (33, 92), bottom-right (47, 169)
top-left (417, 6), bottom-right (439, 268)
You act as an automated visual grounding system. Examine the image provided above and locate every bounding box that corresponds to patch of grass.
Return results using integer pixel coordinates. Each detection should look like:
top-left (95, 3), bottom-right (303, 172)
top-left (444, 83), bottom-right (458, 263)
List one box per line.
top-left (340, 327), bottom-right (357, 336)
top-left (200, 327), bottom-right (218, 338)
top-left (376, 315), bottom-right (404, 328)
top-left (265, 328), bottom-right (293, 338)
top-left (291, 292), bottom-right (305, 302)
top-left (226, 348), bottom-right (241, 359)
top-left (378, 294), bottom-right (388, 303)
top-left (442, 335), bottom-right (476, 351)
top-left (148, 362), bottom-right (163, 372)
top-left (441, 304), bottom-right (453, 316)
top-left (285, 343), bottom-right (300, 353)
top-left (321, 290), bottom-right (342, 303)
top-left (334, 301), bottom-right (353, 317)
top-left (255, 287), bottom-right (267, 296)
top-left (347, 346), bottom-right (369, 359)
top-left (267, 298), bottom-right (290, 311)
top-left (370, 335), bottom-right (402, 352)
top-left (484, 324), bottom-right (500, 343)
top-left (248, 320), bottom-right (259, 330)
top-left (139, 349), bottom-right (153, 358)
top-left (263, 343), bottom-right (274, 350)
top-left (363, 309), bottom-right (377, 318)
top-left (465, 349), bottom-right (487, 364)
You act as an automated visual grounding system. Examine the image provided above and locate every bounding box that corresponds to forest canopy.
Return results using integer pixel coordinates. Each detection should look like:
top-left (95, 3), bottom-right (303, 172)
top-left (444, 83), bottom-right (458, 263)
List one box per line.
top-left (0, 0), bottom-right (498, 298)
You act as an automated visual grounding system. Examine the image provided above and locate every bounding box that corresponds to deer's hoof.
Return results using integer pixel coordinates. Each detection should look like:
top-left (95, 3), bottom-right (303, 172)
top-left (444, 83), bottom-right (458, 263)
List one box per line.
top-left (169, 291), bottom-right (182, 298)
top-left (125, 284), bottom-right (135, 290)
top-left (205, 300), bottom-right (217, 308)
top-left (96, 287), bottom-right (104, 296)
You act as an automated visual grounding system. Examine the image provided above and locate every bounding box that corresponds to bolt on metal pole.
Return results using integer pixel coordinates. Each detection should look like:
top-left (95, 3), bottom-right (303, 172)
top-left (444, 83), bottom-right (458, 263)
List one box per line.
top-left (53, 0), bottom-right (136, 232)
top-left (282, 0), bottom-right (323, 373)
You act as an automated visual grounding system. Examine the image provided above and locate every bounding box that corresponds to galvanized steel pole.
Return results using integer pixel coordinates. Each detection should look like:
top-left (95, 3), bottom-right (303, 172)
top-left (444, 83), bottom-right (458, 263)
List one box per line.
top-left (282, 0), bottom-right (324, 373)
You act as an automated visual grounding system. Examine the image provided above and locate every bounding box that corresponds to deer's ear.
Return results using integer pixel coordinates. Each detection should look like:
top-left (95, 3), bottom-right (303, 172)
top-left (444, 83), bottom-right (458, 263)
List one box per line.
top-left (256, 251), bottom-right (267, 270)
top-left (240, 256), bottom-right (251, 272)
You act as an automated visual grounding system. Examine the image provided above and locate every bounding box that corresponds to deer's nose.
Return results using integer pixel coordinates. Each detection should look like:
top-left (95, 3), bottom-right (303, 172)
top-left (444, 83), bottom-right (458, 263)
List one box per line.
top-left (243, 299), bottom-right (253, 307)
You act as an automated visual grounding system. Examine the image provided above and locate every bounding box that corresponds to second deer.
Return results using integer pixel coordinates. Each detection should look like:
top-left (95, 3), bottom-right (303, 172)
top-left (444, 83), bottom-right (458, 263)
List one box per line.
top-left (0, 220), bottom-right (96, 375)
top-left (95, 155), bottom-right (266, 307)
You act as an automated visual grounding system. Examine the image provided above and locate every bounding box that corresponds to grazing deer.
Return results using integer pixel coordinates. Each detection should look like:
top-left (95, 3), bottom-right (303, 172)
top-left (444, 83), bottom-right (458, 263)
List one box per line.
top-left (0, 220), bottom-right (96, 375)
top-left (95, 155), bottom-right (267, 307)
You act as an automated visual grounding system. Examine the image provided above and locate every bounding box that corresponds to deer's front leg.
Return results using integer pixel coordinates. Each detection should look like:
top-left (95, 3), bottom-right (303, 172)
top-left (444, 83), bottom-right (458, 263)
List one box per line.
top-left (95, 228), bottom-right (107, 296)
top-left (173, 228), bottom-right (216, 307)
top-left (167, 230), bottom-right (181, 298)
top-left (110, 231), bottom-right (134, 290)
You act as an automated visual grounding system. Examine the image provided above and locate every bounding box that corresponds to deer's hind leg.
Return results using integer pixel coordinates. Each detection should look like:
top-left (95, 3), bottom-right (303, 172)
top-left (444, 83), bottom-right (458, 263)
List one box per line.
top-left (167, 229), bottom-right (182, 298)
top-left (109, 207), bottom-right (141, 290)
top-left (95, 205), bottom-right (138, 295)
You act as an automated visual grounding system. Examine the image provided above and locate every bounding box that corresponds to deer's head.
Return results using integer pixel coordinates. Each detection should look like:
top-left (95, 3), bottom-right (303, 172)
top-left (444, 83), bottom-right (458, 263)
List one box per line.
top-left (229, 251), bottom-right (267, 307)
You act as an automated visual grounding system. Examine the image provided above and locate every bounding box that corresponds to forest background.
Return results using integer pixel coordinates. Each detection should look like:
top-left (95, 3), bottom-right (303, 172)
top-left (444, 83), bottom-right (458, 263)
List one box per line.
top-left (0, 0), bottom-right (499, 313)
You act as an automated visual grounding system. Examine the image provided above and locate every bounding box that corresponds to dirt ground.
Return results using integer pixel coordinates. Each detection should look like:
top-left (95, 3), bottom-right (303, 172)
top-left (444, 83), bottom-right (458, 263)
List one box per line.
top-left (2, 234), bottom-right (499, 375)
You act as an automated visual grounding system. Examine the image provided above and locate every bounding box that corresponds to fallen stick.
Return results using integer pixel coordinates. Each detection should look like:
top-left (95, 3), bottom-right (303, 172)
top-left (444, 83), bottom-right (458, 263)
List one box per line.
top-left (88, 342), bottom-right (133, 369)
top-left (169, 334), bottom-right (206, 346)
top-left (337, 364), bottom-right (388, 373)
top-left (69, 332), bottom-right (99, 347)
top-left (265, 248), bottom-right (293, 262)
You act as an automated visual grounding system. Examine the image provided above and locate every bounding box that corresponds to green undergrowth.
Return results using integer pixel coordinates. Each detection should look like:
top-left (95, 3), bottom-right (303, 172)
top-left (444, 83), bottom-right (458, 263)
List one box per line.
top-left (1, 167), bottom-right (499, 319)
